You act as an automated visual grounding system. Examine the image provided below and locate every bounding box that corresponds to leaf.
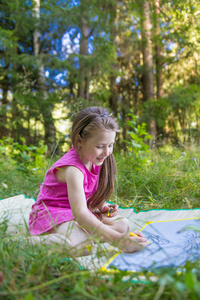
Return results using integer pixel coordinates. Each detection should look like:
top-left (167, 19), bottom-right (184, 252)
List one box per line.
top-left (19, 137), bottom-right (26, 144)
top-left (24, 293), bottom-right (34, 300)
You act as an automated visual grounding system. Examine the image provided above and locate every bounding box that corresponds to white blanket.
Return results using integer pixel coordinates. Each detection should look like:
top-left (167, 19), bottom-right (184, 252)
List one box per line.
top-left (1, 194), bottom-right (199, 271)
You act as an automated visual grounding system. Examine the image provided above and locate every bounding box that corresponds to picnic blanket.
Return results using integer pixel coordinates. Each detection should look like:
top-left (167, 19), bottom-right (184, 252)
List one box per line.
top-left (1, 194), bottom-right (200, 271)
top-left (0, 194), bottom-right (35, 233)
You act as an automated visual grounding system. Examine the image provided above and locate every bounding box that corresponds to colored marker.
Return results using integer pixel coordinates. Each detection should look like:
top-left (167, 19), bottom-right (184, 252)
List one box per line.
top-left (129, 232), bottom-right (150, 244)
top-left (107, 207), bottom-right (114, 217)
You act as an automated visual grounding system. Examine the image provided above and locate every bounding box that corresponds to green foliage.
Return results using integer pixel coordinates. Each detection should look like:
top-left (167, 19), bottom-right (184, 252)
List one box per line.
top-left (0, 137), bottom-right (47, 173)
top-left (1, 0), bottom-right (200, 149)
top-left (142, 97), bottom-right (170, 130)
top-left (123, 111), bottom-right (152, 169)
top-left (163, 84), bottom-right (200, 143)
top-left (167, 84), bottom-right (200, 124)
top-left (115, 146), bottom-right (200, 211)
top-left (126, 111), bottom-right (152, 153)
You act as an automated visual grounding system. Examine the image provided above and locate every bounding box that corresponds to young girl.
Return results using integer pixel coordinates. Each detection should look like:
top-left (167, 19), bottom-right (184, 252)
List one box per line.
top-left (28, 107), bottom-right (148, 253)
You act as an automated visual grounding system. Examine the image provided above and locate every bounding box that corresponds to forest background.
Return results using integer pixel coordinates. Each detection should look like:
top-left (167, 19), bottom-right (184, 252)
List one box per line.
top-left (1, 0), bottom-right (200, 155)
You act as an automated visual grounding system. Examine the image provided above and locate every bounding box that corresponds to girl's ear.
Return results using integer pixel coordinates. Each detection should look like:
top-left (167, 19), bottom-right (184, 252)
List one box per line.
top-left (76, 134), bottom-right (82, 150)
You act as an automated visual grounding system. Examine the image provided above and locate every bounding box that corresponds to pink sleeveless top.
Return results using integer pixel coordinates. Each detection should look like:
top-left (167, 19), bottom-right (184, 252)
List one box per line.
top-left (28, 147), bottom-right (100, 235)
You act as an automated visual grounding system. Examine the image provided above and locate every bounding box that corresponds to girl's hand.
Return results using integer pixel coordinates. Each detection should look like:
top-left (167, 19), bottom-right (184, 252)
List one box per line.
top-left (100, 203), bottom-right (118, 218)
top-left (118, 231), bottom-right (149, 253)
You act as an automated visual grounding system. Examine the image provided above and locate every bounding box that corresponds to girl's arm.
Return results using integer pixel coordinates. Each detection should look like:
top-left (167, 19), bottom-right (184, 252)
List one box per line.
top-left (64, 166), bottom-right (148, 253)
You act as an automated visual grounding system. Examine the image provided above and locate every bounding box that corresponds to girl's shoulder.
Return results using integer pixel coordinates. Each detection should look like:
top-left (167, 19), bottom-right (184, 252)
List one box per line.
top-left (51, 147), bottom-right (91, 176)
top-left (55, 147), bottom-right (78, 163)
top-left (55, 164), bottom-right (84, 183)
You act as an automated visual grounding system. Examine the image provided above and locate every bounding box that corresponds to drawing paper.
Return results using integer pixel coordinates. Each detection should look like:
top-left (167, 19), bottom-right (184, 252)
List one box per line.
top-left (103, 218), bottom-right (200, 272)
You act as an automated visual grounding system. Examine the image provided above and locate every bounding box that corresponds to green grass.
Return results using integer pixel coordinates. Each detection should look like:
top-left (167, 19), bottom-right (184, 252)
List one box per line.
top-left (0, 145), bottom-right (200, 299)
top-left (115, 145), bottom-right (200, 211)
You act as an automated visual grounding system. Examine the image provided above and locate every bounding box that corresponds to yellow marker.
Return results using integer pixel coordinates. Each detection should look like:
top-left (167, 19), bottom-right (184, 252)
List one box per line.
top-left (129, 232), bottom-right (151, 244)
top-left (107, 207), bottom-right (114, 217)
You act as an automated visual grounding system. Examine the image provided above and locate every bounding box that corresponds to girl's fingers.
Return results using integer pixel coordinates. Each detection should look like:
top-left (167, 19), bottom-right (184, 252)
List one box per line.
top-left (108, 209), bottom-right (118, 218)
top-left (128, 236), bottom-right (148, 247)
top-left (112, 206), bottom-right (118, 215)
top-left (102, 206), bottom-right (109, 213)
top-left (132, 236), bottom-right (148, 244)
top-left (109, 204), bottom-right (118, 210)
top-left (133, 231), bottom-right (144, 238)
top-left (119, 235), bottom-right (148, 253)
top-left (106, 204), bottom-right (118, 217)
top-left (119, 233), bottom-right (149, 253)
top-left (101, 204), bottom-right (119, 214)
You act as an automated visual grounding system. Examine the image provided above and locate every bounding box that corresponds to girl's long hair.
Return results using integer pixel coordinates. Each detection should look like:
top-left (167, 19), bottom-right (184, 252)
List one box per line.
top-left (71, 107), bottom-right (119, 210)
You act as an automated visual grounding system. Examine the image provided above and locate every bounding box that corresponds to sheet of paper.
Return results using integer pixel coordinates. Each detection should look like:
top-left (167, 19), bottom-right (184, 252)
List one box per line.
top-left (106, 219), bottom-right (200, 272)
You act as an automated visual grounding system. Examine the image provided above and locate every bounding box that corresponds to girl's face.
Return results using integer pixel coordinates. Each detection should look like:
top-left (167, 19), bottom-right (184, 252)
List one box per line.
top-left (78, 130), bottom-right (116, 170)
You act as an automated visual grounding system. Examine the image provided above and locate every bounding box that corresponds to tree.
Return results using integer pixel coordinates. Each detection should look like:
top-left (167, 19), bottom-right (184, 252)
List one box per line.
top-left (1, 0), bottom-right (200, 150)
top-left (107, 1), bottom-right (119, 116)
top-left (33, 0), bottom-right (57, 154)
top-left (77, 2), bottom-right (89, 100)
top-left (0, 2), bottom-right (16, 138)
top-left (0, 0), bottom-right (34, 142)
top-left (140, 0), bottom-right (157, 140)
top-left (153, 0), bottom-right (163, 99)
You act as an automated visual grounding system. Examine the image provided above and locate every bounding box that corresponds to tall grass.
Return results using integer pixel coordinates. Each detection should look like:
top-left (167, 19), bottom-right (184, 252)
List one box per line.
top-left (0, 145), bottom-right (200, 299)
top-left (115, 145), bottom-right (200, 211)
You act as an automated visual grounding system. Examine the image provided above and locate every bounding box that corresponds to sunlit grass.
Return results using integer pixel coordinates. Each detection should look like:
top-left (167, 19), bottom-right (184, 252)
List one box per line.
top-left (115, 146), bottom-right (200, 211)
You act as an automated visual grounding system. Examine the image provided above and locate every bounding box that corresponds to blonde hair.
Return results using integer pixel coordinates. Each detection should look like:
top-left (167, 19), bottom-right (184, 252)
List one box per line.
top-left (71, 107), bottom-right (119, 211)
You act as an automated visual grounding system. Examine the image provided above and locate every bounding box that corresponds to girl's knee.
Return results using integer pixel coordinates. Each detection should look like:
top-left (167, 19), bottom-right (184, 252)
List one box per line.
top-left (112, 216), bottom-right (129, 234)
top-left (120, 217), bottom-right (129, 233)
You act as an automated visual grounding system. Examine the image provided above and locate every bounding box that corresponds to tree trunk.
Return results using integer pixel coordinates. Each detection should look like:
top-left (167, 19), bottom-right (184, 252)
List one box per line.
top-left (141, 0), bottom-right (157, 140)
top-left (78, 4), bottom-right (89, 100)
top-left (108, 2), bottom-right (118, 116)
top-left (0, 75), bottom-right (9, 138)
top-left (141, 0), bottom-right (154, 101)
top-left (109, 76), bottom-right (118, 116)
top-left (33, 0), bottom-right (57, 154)
top-left (154, 0), bottom-right (163, 99)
